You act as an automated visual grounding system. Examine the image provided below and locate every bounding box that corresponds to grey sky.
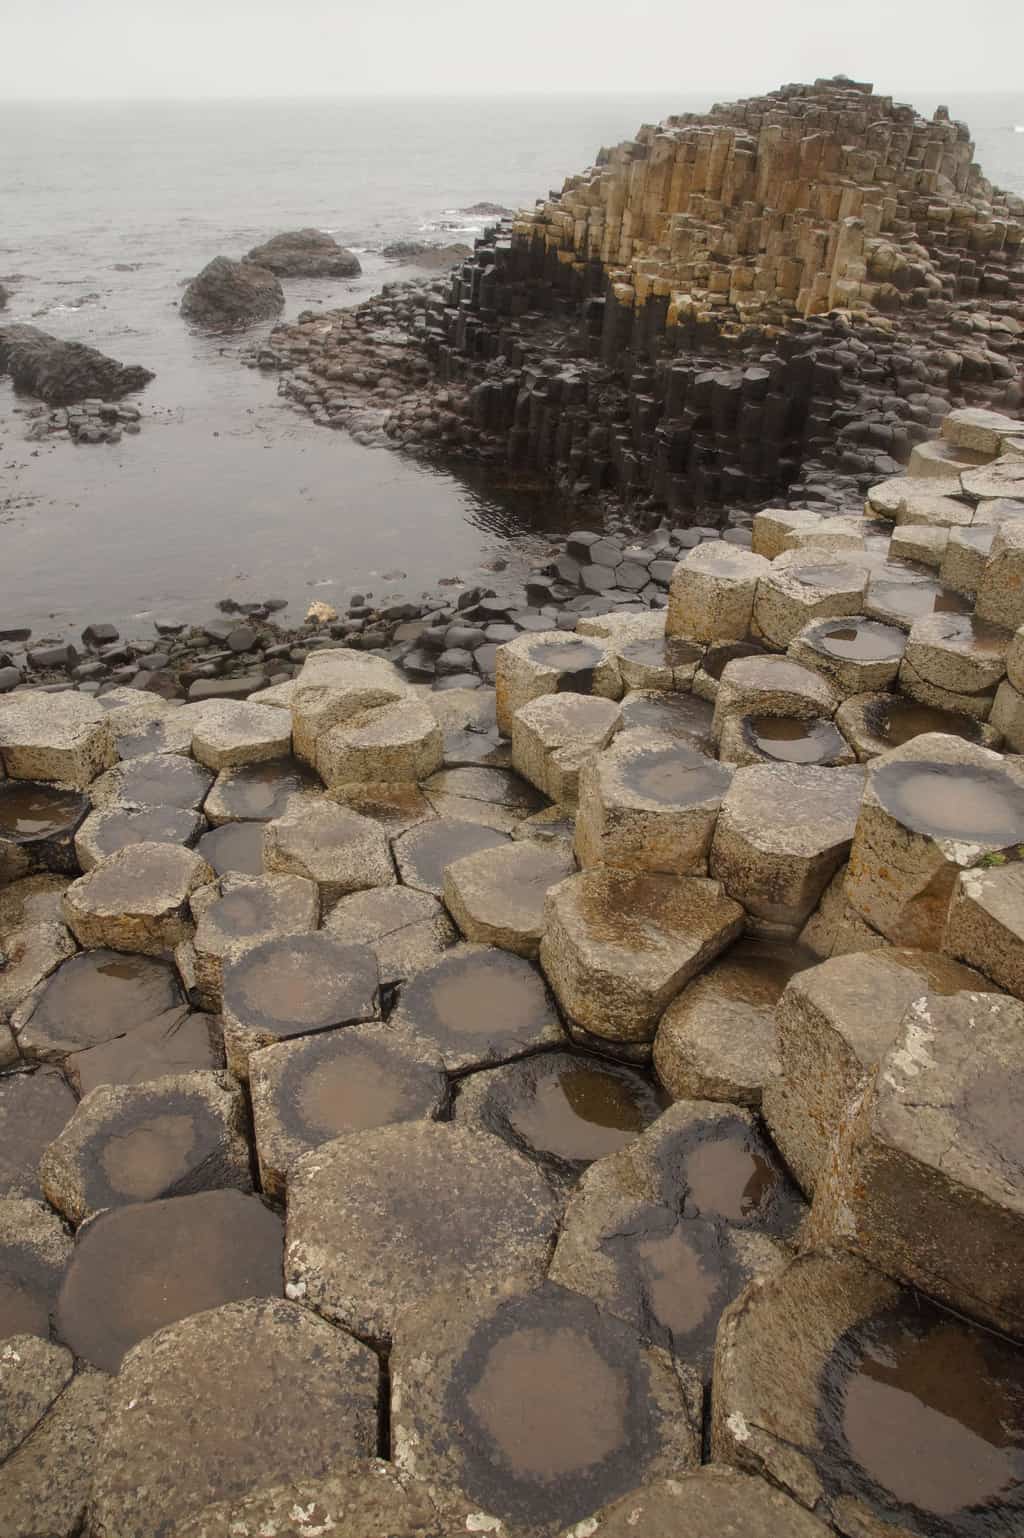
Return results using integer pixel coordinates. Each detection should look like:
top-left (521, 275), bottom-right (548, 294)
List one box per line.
top-left (2, 0), bottom-right (1021, 99)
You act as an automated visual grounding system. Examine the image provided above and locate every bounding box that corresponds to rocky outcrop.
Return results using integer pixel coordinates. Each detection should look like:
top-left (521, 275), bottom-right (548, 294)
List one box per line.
top-left (0, 325), bottom-right (153, 405)
top-left (257, 77), bottom-right (1024, 520)
top-left (180, 257), bottom-right (284, 330)
top-left (381, 241), bottom-right (472, 270)
top-left (245, 229), bottom-right (361, 279)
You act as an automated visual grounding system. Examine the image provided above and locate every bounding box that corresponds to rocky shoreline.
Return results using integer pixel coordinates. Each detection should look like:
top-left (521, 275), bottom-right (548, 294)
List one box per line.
top-left (2, 75), bottom-right (1024, 1538)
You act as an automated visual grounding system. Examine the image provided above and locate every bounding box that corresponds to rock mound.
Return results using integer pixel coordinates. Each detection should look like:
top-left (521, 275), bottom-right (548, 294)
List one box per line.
top-left (180, 256), bottom-right (284, 330)
top-left (245, 229), bottom-right (361, 278)
top-left (0, 324), bottom-right (153, 405)
top-left (381, 241), bottom-right (472, 270)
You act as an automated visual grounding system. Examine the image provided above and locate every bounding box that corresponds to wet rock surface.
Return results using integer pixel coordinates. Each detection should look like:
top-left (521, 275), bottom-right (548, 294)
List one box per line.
top-left (89, 1297), bottom-right (378, 1538)
top-left (286, 1121), bottom-right (562, 1345)
top-left (0, 322), bottom-right (153, 404)
top-left (390, 1280), bottom-right (702, 1538)
top-left (14, 949), bottom-right (185, 1060)
top-left (245, 228), bottom-right (361, 278)
top-left (180, 256), bottom-right (285, 330)
top-left (55, 1189), bottom-right (284, 1372)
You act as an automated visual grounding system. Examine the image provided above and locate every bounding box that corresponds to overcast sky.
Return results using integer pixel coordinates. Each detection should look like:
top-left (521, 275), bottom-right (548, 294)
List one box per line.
top-left (2, 0), bottom-right (1021, 100)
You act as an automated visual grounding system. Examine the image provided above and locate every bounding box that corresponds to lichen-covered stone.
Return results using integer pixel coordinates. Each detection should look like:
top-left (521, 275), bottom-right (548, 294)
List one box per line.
top-left (263, 798), bottom-right (395, 901)
top-left (190, 702), bottom-right (291, 771)
top-left (187, 872), bottom-right (319, 1011)
top-left (709, 764), bottom-right (865, 937)
top-left (667, 542), bottom-right (771, 643)
top-left (392, 817), bottom-right (509, 898)
top-left (324, 884), bottom-right (456, 986)
top-left (511, 691), bottom-right (622, 806)
top-left (752, 557), bottom-right (868, 649)
top-left (788, 616), bottom-right (906, 697)
top-left (711, 655), bottom-right (840, 745)
top-left (443, 841), bottom-right (576, 958)
top-left (0, 1195), bottom-right (73, 1345)
top-left (0, 692), bottom-right (114, 788)
top-left (762, 947), bottom-right (990, 1194)
top-left (566, 1468), bottom-right (833, 1538)
top-left (74, 804), bottom-right (205, 872)
top-left (844, 731), bottom-right (1024, 947)
top-left (944, 860), bottom-right (1024, 995)
top-left (285, 1121), bottom-right (562, 1345)
top-left (88, 1298), bottom-right (379, 1538)
top-left (316, 699), bottom-right (443, 787)
top-left (496, 632), bottom-right (622, 736)
top-left (540, 869), bottom-right (743, 1043)
top-left (0, 1068), bottom-right (78, 1199)
top-left (0, 1367), bottom-right (110, 1538)
top-left (575, 731), bottom-right (731, 876)
top-left (62, 843), bottom-right (213, 956)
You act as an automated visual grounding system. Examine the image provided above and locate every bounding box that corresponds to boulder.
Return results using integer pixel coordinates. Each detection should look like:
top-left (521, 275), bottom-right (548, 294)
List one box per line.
top-left (0, 324), bottom-right (153, 404)
top-left (180, 256), bottom-right (284, 330)
top-left (245, 228), bottom-right (361, 278)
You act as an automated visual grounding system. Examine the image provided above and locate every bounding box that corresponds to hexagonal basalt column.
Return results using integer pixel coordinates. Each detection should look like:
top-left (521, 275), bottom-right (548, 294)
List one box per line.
top-left (692, 640), bottom-right (767, 703)
top-left (324, 885), bottom-right (455, 986)
top-left (888, 522), bottom-right (949, 568)
top-left (609, 634), bottom-right (704, 692)
top-left (571, 1469), bottom-right (832, 1538)
top-left (809, 991), bottom-right (1024, 1338)
top-left (221, 931), bottom-right (379, 1080)
top-left (711, 1249), bottom-right (1024, 1538)
top-left (186, 872), bottom-right (319, 1010)
top-left (290, 649), bottom-right (410, 765)
top-left (511, 691), bottom-right (622, 806)
top-left (709, 764), bottom-right (865, 937)
top-left (944, 860), bottom-right (1024, 995)
top-left (54, 1189), bottom-right (285, 1374)
top-left (0, 1195), bottom-right (72, 1344)
top-left (716, 713), bottom-right (855, 768)
top-left (940, 522), bottom-right (996, 595)
top-left (389, 1280), bottom-right (701, 1538)
top-left (618, 688), bottom-right (715, 753)
top-left (12, 948), bottom-right (184, 1061)
top-left (392, 817), bottom-right (509, 898)
top-left (548, 1101), bottom-right (804, 1381)
top-left (0, 692), bottom-right (114, 788)
top-left (250, 1023), bottom-right (447, 1200)
top-left (315, 699), bottom-right (443, 787)
top-left (844, 732), bottom-right (1024, 948)
top-left (976, 520), bottom-right (1024, 632)
top-left (285, 1121), bottom-right (562, 1347)
top-left (0, 1065), bottom-right (77, 1199)
top-left (761, 947), bottom-right (990, 1194)
top-left (866, 474), bottom-right (968, 524)
top-left (540, 869), bottom-right (743, 1044)
top-left (495, 632), bottom-right (621, 736)
top-left (452, 1050), bottom-right (665, 1185)
top-left (899, 613), bottom-right (1010, 720)
top-left (751, 557), bottom-right (869, 650)
top-left (961, 452), bottom-right (1024, 504)
top-left (442, 840), bottom-right (575, 958)
top-left (190, 701), bottom-right (291, 771)
top-left (0, 782), bottom-right (90, 884)
top-left (654, 940), bottom-right (808, 1107)
top-left (667, 542), bottom-right (771, 643)
top-left (864, 565), bottom-right (973, 632)
top-left (39, 1070), bottom-right (252, 1225)
top-left (263, 798), bottom-right (395, 901)
top-left (61, 843), bottom-right (213, 956)
top-left (834, 690), bottom-right (1001, 760)
top-left (711, 655), bottom-right (840, 745)
top-left (574, 731), bottom-right (732, 875)
top-left (88, 1297), bottom-right (379, 1538)
top-left (203, 757), bottom-right (320, 825)
top-left (389, 943), bottom-right (562, 1072)
top-left (788, 616), bottom-right (906, 698)
top-left (88, 751), bottom-right (214, 813)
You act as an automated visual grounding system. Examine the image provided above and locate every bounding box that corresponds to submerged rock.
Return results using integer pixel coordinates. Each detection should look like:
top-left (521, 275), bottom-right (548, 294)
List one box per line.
top-left (0, 324), bottom-right (153, 405)
top-left (180, 257), bottom-right (284, 330)
top-left (245, 229), bottom-right (361, 278)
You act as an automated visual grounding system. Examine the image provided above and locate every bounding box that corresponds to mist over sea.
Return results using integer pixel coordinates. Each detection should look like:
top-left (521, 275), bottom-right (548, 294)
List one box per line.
top-left (1, 91), bottom-right (1021, 638)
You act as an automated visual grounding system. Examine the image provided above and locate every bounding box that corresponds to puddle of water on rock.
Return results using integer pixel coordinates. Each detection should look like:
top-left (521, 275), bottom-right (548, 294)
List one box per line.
top-left (619, 691), bottom-right (714, 746)
top-left (823, 1303), bottom-right (1024, 1525)
top-left (212, 759), bottom-right (320, 821)
top-left (870, 579), bottom-right (974, 623)
top-left (96, 1111), bottom-right (200, 1203)
top-left (681, 1132), bottom-right (778, 1222)
top-left (619, 637), bottom-right (703, 670)
top-left (872, 761), bottom-right (1024, 845)
top-left (746, 715), bottom-right (847, 765)
top-left (793, 563), bottom-right (862, 589)
top-left (876, 700), bottom-right (982, 748)
top-left (54, 1189), bottom-right (284, 1372)
top-left (419, 956), bottom-right (549, 1040)
top-left (68, 1008), bottom-right (220, 1096)
top-left (291, 1046), bottom-right (409, 1135)
top-left (815, 620), bottom-right (905, 662)
top-left (23, 950), bottom-right (184, 1052)
top-left (197, 821), bottom-right (266, 876)
top-left (0, 782), bottom-right (87, 840)
top-left (529, 639), bottom-right (603, 676)
top-left (624, 746), bottom-right (730, 804)
top-left (498, 1055), bottom-right (660, 1167)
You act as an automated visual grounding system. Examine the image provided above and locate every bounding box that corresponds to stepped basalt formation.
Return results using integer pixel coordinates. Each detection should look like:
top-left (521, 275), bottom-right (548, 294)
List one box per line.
top-left (257, 76), bottom-right (1024, 515)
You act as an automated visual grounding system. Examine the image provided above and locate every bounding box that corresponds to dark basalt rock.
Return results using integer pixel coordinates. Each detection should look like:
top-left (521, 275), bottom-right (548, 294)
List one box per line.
top-left (0, 324), bottom-right (153, 405)
top-left (245, 229), bottom-right (361, 279)
top-left (181, 257), bottom-right (284, 330)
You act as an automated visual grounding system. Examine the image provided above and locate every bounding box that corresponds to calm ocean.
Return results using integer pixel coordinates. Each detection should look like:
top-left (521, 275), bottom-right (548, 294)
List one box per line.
top-left (1, 91), bottom-right (1021, 637)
